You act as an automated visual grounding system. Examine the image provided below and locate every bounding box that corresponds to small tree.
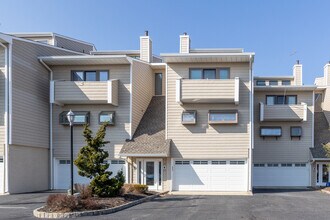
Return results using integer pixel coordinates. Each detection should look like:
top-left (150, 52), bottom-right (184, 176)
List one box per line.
top-left (74, 123), bottom-right (125, 197)
top-left (323, 143), bottom-right (330, 158)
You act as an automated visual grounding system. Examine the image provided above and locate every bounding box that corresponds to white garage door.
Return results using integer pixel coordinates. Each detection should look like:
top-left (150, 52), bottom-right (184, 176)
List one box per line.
top-left (173, 160), bottom-right (248, 191)
top-left (0, 157), bottom-right (3, 194)
top-left (54, 159), bottom-right (126, 189)
top-left (253, 163), bottom-right (310, 187)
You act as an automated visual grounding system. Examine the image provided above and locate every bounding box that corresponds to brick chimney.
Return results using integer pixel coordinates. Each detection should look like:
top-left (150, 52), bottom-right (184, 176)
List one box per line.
top-left (140, 30), bottom-right (152, 62)
top-left (180, 32), bottom-right (190, 53)
top-left (293, 60), bottom-right (303, 85)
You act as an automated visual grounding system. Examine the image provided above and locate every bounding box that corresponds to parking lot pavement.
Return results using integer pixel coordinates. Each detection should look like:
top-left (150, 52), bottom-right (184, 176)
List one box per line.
top-left (1, 189), bottom-right (330, 220)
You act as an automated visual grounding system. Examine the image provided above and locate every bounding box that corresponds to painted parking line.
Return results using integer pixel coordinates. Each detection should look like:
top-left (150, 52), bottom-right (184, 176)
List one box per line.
top-left (0, 206), bottom-right (27, 209)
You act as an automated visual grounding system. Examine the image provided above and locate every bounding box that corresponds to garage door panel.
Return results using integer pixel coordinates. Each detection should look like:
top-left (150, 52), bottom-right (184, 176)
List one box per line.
top-left (253, 166), bottom-right (310, 187)
top-left (54, 159), bottom-right (126, 189)
top-left (173, 160), bottom-right (247, 191)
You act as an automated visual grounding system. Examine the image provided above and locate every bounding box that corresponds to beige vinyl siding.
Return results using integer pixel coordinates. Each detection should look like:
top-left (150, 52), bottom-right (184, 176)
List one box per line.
top-left (0, 69), bottom-right (5, 156)
top-left (180, 36), bottom-right (190, 53)
top-left (131, 60), bottom-right (154, 135)
top-left (0, 47), bottom-right (5, 156)
top-left (167, 63), bottom-right (251, 159)
top-left (52, 64), bottom-right (131, 158)
top-left (180, 79), bottom-right (236, 103)
top-left (325, 65), bottom-right (330, 86)
top-left (55, 35), bottom-right (93, 54)
top-left (11, 39), bottom-right (75, 149)
top-left (254, 91), bottom-right (313, 163)
top-left (262, 104), bottom-right (305, 121)
top-left (18, 36), bottom-right (53, 45)
top-left (8, 145), bottom-right (49, 193)
top-left (53, 80), bottom-right (118, 105)
top-left (139, 37), bottom-right (151, 62)
top-left (293, 65), bottom-right (302, 86)
top-left (322, 87), bottom-right (330, 125)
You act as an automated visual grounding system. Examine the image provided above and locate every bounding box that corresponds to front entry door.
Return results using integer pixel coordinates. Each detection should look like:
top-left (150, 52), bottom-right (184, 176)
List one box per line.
top-left (316, 163), bottom-right (330, 186)
top-left (137, 159), bottom-right (162, 191)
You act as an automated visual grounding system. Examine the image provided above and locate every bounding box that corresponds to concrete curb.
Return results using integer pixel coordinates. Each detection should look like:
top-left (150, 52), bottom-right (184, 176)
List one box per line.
top-left (33, 192), bottom-right (167, 218)
top-left (320, 189), bottom-right (330, 195)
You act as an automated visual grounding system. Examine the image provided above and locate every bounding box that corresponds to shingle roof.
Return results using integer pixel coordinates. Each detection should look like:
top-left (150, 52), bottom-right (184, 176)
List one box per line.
top-left (311, 112), bottom-right (330, 159)
top-left (119, 96), bottom-right (171, 157)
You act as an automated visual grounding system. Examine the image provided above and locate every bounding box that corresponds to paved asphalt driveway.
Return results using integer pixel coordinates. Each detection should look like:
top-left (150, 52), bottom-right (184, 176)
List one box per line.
top-left (0, 189), bottom-right (329, 220)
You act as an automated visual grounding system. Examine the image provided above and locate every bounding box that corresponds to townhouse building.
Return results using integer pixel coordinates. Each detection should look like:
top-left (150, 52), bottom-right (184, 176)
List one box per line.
top-left (0, 31), bottom-right (329, 194)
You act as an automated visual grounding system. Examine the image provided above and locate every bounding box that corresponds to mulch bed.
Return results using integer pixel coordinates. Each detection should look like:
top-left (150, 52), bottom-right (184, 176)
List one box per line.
top-left (40, 192), bottom-right (157, 213)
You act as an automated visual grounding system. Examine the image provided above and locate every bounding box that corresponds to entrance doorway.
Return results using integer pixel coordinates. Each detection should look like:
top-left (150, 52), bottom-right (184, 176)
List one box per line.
top-left (316, 163), bottom-right (330, 186)
top-left (137, 159), bottom-right (162, 191)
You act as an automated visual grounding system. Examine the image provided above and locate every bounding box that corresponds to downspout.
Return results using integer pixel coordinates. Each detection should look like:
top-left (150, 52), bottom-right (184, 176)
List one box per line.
top-left (248, 54), bottom-right (254, 192)
top-left (39, 59), bottom-right (54, 190)
top-left (0, 42), bottom-right (9, 193)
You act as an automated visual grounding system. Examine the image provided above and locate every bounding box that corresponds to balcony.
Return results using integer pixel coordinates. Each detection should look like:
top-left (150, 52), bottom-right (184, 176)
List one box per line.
top-left (176, 77), bottom-right (240, 104)
top-left (50, 80), bottom-right (119, 106)
top-left (260, 102), bottom-right (307, 122)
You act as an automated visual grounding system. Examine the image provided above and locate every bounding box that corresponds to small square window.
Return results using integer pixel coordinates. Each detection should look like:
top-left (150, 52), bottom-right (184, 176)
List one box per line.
top-left (99, 71), bottom-right (109, 81)
top-left (72, 71), bottom-right (84, 81)
top-left (282, 80), bottom-right (291, 85)
top-left (291, 126), bottom-right (302, 138)
top-left (182, 111), bottom-right (197, 125)
top-left (267, 163), bottom-right (279, 167)
top-left (286, 95), bottom-right (297, 105)
top-left (254, 163), bottom-right (265, 167)
top-left (99, 111), bottom-right (115, 125)
top-left (85, 71), bottom-right (97, 81)
top-left (203, 69), bottom-right (216, 79)
top-left (59, 111), bottom-right (90, 125)
top-left (208, 110), bottom-right (238, 124)
top-left (269, 80), bottom-right (278, 86)
top-left (190, 69), bottom-right (203, 79)
top-left (256, 80), bottom-right (266, 86)
top-left (219, 68), bottom-right (230, 79)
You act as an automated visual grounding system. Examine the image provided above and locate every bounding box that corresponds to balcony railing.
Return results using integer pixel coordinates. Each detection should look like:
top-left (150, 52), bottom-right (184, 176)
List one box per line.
top-left (260, 102), bottom-right (307, 122)
top-left (50, 80), bottom-right (119, 106)
top-left (176, 77), bottom-right (240, 104)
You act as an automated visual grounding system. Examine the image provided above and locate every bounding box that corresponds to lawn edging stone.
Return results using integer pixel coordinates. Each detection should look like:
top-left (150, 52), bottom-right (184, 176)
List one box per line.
top-left (33, 191), bottom-right (168, 219)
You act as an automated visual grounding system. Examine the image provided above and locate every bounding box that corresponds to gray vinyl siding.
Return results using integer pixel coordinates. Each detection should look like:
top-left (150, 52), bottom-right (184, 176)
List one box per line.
top-left (253, 91), bottom-right (314, 163)
top-left (55, 35), bottom-right (93, 54)
top-left (167, 63), bottom-right (251, 159)
top-left (131, 60), bottom-right (154, 135)
top-left (51, 64), bottom-right (131, 158)
top-left (11, 39), bottom-right (75, 149)
top-left (0, 47), bottom-right (5, 68)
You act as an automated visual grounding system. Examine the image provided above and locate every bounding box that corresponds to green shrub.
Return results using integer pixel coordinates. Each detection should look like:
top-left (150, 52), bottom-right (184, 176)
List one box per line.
top-left (74, 124), bottom-right (125, 197)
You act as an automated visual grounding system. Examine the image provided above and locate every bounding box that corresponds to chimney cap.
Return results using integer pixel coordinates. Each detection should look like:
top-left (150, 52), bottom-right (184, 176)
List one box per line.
top-left (296, 60), bottom-right (300, 64)
top-left (183, 32), bottom-right (188, 36)
top-left (144, 30), bottom-right (149, 36)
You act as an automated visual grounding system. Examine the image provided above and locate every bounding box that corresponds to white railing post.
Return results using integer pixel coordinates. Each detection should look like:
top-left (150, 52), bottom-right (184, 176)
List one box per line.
top-left (176, 79), bottom-right (182, 104)
top-left (107, 80), bottom-right (112, 104)
top-left (302, 102), bottom-right (307, 121)
top-left (50, 81), bottom-right (55, 104)
top-left (234, 77), bottom-right (240, 105)
top-left (260, 102), bottom-right (264, 122)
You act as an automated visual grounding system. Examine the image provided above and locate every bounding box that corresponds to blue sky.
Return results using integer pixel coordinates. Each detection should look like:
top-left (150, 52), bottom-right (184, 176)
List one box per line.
top-left (0, 0), bottom-right (329, 84)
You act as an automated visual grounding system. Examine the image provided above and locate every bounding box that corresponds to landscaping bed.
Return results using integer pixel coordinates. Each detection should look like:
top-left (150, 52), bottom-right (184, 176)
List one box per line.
top-left (40, 191), bottom-right (156, 213)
